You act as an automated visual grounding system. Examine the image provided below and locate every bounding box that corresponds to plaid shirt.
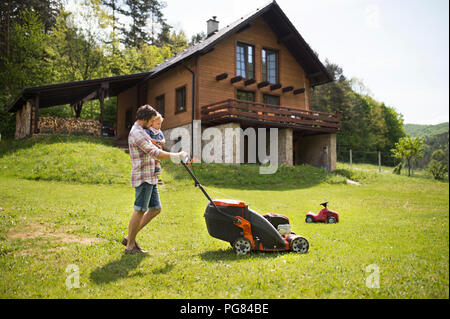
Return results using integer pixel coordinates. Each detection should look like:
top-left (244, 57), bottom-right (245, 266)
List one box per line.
top-left (128, 121), bottom-right (161, 187)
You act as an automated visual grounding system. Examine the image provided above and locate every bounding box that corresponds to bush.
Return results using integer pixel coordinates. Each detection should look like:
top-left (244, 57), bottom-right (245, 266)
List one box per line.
top-left (393, 162), bottom-right (403, 175)
top-left (0, 109), bottom-right (15, 139)
top-left (428, 149), bottom-right (448, 180)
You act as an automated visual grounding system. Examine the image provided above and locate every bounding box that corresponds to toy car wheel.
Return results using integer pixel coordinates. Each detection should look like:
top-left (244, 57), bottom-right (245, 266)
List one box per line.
top-left (291, 237), bottom-right (309, 254)
top-left (233, 238), bottom-right (252, 255)
top-left (305, 216), bottom-right (314, 223)
top-left (327, 216), bottom-right (337, 224)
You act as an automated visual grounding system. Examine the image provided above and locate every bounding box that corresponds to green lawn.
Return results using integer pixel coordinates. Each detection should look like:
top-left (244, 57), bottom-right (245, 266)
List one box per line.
top-left (0, 136), bottom-right (448, 298)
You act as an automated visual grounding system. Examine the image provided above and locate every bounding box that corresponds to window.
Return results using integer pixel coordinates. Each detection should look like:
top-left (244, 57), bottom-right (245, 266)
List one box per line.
top-left (175, 86), bottom-right (186, 113)
top-left (156, 95), bottom-right (165, 117)
top-left (262, 48), bottom-right (278, 84)
top-left (263, 94), bottom-right (280, 106)
top-left (236, 42), bottom-right (255, 79)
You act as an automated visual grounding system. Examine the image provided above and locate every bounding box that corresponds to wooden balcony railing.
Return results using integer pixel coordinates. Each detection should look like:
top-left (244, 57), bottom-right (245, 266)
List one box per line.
top-left (201, 99), bottom-right (341, 132)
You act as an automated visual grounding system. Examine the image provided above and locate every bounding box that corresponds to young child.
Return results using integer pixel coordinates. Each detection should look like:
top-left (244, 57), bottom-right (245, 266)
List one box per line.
top-left (145, 113), bottom-right (165, 176)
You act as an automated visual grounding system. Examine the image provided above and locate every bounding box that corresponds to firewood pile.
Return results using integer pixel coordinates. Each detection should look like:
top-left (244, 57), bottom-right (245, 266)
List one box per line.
top-left (38, 117), bottom-right (101, 136)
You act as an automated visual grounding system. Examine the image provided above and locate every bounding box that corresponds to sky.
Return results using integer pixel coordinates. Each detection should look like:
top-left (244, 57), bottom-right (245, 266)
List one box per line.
top-left (68, 0), bottom-right (450, 125)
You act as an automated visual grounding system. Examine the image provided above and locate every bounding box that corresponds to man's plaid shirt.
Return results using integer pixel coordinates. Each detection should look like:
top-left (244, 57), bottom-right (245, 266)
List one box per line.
top-left (128, 121), bottom-right (161, 187)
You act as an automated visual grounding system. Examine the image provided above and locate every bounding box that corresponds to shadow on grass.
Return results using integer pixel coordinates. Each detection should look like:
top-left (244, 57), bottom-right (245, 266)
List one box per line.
top-left (198, 248), bottom-right (288, 262)
top-left (89, 253), bottom-right (149, 284)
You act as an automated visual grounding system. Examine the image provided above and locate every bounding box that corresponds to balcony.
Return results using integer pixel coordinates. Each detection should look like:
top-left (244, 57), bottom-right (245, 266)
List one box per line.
top-left (201, 99), bottom-right (341, 133)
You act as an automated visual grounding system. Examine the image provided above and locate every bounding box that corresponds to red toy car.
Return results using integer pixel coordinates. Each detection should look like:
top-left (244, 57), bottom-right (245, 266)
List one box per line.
top-left (305, 202), bottom-right (339, 223)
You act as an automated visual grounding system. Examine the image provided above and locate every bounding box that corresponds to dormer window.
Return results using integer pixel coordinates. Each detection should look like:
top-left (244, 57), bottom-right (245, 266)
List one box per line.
top-left (236, 42), bottom-right (255, 79)
top-left (262, 48), bottom-right (278, 84)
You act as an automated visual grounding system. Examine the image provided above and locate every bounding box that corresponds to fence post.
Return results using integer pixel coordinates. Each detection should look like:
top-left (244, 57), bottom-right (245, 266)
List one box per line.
top-left (350, 149), bottom-right (352, 170)
top-left (378, 151), bottom-right (381, 172)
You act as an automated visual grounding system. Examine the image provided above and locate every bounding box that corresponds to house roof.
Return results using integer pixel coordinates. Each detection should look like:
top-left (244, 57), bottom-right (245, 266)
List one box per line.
top-left (8, 0), bottom-right (332, 113)
top-left (147, 0), bottom-right (332, 85)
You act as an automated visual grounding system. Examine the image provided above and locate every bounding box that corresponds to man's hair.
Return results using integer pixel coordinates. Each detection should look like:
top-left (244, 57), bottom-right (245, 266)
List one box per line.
top-left (136, 105), bottom-right (157, 121)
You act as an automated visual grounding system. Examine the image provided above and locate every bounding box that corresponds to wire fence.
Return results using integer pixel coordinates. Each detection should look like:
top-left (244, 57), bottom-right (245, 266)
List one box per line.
top-left (337, 147), bottom-right (399, 170)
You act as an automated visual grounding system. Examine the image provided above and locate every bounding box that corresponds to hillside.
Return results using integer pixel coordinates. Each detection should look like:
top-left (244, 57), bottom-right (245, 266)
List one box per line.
top-left (404, 122), bottom-right (449, 138)
top-left (0, 135), bottom-right (352, 187)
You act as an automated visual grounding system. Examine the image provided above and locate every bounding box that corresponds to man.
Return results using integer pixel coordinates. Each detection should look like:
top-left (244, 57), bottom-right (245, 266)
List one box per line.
top-left (123, 104), bottom-right (188, 254)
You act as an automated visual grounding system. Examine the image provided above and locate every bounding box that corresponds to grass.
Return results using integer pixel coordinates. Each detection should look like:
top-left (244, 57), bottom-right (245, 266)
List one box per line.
top-left (0, 135), bottom-right (448, 298)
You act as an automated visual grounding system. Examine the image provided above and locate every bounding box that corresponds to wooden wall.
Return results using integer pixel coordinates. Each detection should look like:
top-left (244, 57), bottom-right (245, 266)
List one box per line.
top-left (116, 85), bottom-right (137, 140)
top-left (146, 60), bottom-right (196, 131)
top-left (198, 16), bottom-right (310, 111)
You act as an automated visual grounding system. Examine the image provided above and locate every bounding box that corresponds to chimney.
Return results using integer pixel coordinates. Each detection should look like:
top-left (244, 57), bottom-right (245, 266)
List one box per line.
top-left (207, 16), bottom-right (219, 37)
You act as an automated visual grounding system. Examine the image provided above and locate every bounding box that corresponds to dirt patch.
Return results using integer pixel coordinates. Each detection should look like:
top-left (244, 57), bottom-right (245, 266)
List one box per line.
top-left (8, 222), bottom-right (103, 245)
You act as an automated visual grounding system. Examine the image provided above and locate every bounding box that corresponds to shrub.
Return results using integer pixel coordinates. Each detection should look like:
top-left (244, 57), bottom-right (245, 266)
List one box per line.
top-left (393, 162), bottom-right (403, 175)
top-left (428, 149), bottom-right (448, 180)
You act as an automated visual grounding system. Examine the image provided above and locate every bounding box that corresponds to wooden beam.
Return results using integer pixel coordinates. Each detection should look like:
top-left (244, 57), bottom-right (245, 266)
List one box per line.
top-left (270, 83), bottom-right (282, 91)
top-left (244, 78), bottom-right (256, 86)
top-left (282, 86), bottom-right (294, 93)
top-left (99, 88), bottom-right (105, 127)
top-left (230, 75), bottom-right (243, 84)
top-left (215, 73), bottom-right (228, 81)
top-left (293, 88), bottom-right (305, 95)
top-left (257, 81), bottom-right (269, 89)
top-left (34, 95), bottom-right (39, 134)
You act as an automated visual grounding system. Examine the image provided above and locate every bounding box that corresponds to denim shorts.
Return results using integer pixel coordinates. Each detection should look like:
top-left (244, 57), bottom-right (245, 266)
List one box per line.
top-left (134, 183), bottom-right (161, 212)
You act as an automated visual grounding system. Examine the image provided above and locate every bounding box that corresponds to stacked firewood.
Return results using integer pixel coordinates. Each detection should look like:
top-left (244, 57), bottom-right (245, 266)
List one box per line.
top-left (38, 117), bottom-right (101, 136)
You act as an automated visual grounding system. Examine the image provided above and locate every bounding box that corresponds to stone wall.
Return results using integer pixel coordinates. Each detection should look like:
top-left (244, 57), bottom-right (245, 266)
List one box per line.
top-left (278, 128), bottom-right (293, 166)
top-left (162, 122), bottom-right (297, 166)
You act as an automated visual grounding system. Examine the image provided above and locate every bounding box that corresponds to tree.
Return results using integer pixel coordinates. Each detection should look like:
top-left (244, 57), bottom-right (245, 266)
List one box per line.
top-left (310, 60), bottom-right (406, 166)
top-left (428, 149), bottom-right (448, 180)
top-left (0, 0), bottom-right (62, 58)
top-left (155, 20), bottom-right (171, 47)
top-left (0, 9), bottom-right (49, 108)
top-left (390, 136), bottom-right (425, 176)
top-left (189, 31), bottom-right (206, 46)
top-left (168, 29), bottom-right (188, 53)
top-left (119, 0), bottom-right (166, 48)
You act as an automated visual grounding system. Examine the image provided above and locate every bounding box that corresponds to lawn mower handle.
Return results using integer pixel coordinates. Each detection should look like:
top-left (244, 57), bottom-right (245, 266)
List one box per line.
top-left (180, 157), bottom-right (240, 224)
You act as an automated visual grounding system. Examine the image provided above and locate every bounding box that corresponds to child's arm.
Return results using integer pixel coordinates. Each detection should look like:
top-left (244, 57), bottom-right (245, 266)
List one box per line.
top-left (159, 132), bottom-right (166, 145)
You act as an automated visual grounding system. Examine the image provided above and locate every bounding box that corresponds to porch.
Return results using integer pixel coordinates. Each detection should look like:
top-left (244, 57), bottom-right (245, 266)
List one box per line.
top-left (201, 99), bottom-right (341, 134)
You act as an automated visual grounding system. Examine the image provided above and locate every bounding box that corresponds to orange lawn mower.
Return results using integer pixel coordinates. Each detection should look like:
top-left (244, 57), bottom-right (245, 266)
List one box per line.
top-left (181, 157), bottom-right (309, 255)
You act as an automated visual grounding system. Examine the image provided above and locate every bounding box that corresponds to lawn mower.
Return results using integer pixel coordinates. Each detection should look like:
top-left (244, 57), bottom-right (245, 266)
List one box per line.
top-left (181, 157), bottom-right (309, 255)
top-left (305, 201), bottom-right (339, 223)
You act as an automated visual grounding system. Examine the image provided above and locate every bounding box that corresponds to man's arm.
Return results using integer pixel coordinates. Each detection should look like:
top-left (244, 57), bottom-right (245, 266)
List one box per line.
top-left (156, 149), bottom-right (187, 161)
top-left (133, 130), bottom-right (187, 161)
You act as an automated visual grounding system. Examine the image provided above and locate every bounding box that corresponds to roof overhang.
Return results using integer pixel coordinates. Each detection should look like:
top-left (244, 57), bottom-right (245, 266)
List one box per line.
top-left (7, 72), bottom-right (152, 112)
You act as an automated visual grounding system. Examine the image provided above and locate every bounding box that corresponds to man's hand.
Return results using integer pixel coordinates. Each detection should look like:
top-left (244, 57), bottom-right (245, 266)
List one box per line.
top-left (177, 151), bottom-right (189, 162)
